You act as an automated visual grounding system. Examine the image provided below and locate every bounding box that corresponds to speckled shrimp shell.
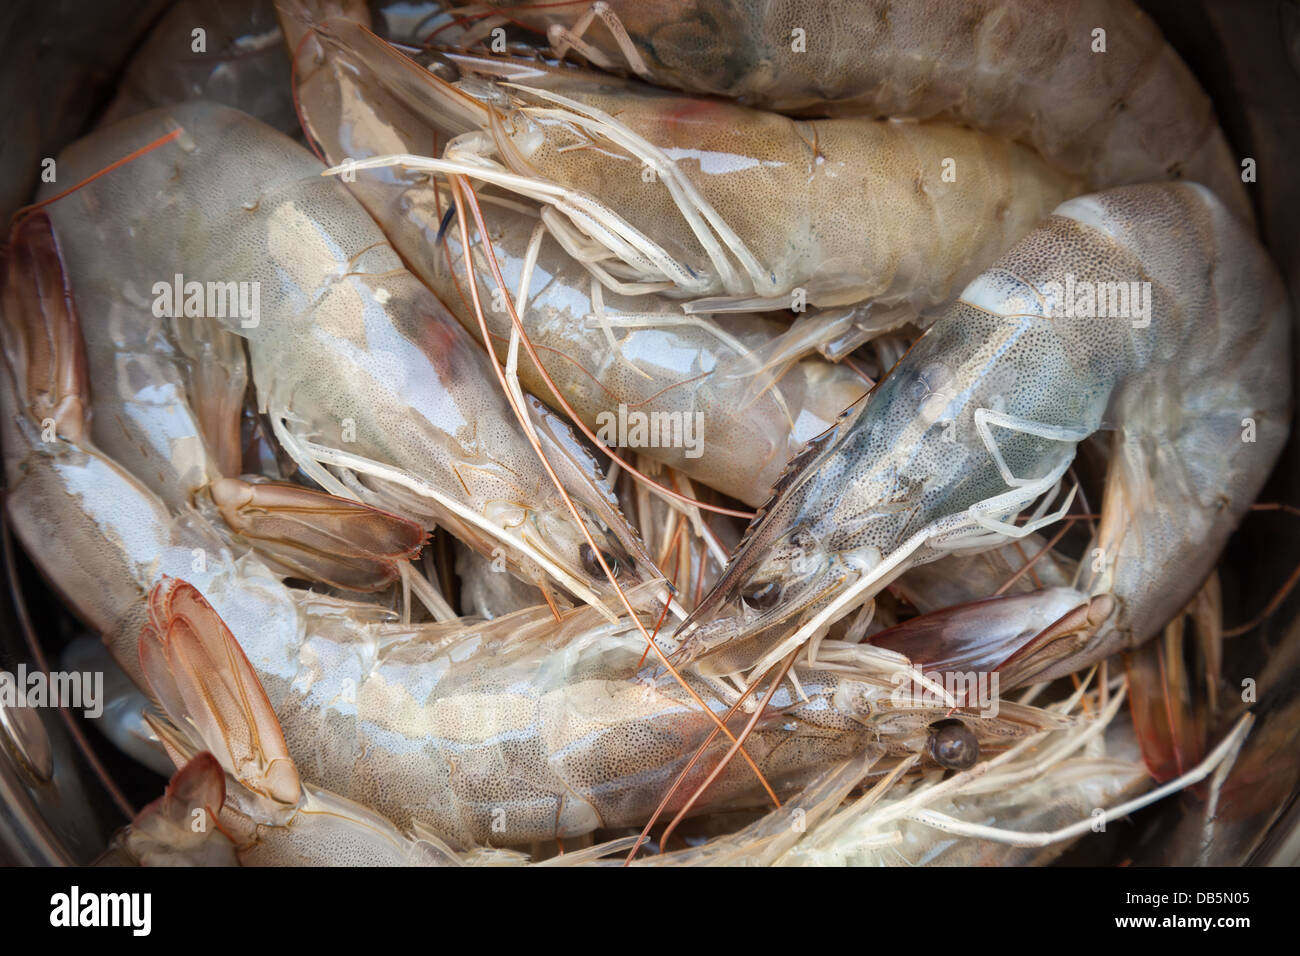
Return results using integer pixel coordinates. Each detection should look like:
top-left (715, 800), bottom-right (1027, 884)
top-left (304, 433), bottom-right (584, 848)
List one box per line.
top-left (39, 100), bottom-right (663, 611)
top-left (447, 0), bottom-right (1252, 224)
top-left (278, 9), bottom-right (1081, 313)
top-left (675, 183), bottom-right (1289, 682)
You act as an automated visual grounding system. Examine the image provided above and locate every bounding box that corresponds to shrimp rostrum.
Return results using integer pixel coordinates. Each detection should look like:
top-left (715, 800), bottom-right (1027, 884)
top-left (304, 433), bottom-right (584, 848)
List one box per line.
top-left (675, 183), bottom-right (1290, 683)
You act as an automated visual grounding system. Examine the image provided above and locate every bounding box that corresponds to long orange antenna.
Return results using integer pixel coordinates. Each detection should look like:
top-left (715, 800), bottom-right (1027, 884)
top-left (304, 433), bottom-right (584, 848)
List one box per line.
top-left (427, 178), bottom-right (752, 519)
top-left (10, 127), bottom-right (185, 229)
top-left (451, 176), bottom-right (779, 809)
top-left (626, 649), bottom-right (798, 862)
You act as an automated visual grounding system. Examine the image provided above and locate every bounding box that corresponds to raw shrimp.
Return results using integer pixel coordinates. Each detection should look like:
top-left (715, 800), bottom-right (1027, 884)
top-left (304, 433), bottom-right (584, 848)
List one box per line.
top-left (2, 236), bottom-right (1060, 851)
top-left (447, 0), bottom-right (1252, 223)
top-left (144, 576), bottom-right (1075, 848)
top-left (98, 0), bottom-right (301, 135)
top-left (39, 160), bottom-right (430, 595)
top-left (279, 11), bottom-right (1081, 312)
top-left (675, 183), bottom-right (1290, 683)
top-left (280, 13), bottom-right (868, 505)
top-left (41, 100), bottom-right (662, 611)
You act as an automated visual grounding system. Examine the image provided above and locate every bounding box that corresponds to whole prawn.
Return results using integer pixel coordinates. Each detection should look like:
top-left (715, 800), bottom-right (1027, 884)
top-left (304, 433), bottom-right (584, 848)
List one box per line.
top-left (39, 100), bottom-right (662, 611)
top-left (444, 0), bottom-right (1251, 224)
top-left (279, 8), bottom-right (1082, 313)
top-left (675, 183), bottom-right (1290, 684)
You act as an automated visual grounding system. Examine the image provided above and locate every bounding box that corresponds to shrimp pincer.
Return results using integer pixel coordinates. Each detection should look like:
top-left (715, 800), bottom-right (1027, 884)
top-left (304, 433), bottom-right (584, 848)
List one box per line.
top-left (676, 182), bottom-right (1290, 682)
top-left (447, 0), bottom-right (1251, 224)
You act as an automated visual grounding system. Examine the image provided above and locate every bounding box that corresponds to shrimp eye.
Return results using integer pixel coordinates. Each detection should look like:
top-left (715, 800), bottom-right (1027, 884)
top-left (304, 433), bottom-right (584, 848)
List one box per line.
top-left (580, 542), bottom-right (623, 579)
top-left (926, 719), bottom-right (978, 770)
top-left (741, 579), bottom-right (781, 612)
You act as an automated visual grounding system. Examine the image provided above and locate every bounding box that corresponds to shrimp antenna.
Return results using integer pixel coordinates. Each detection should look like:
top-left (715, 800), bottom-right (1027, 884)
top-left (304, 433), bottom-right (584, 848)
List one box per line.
top-left (417, 174), bottom-right (753, 520)
top-left (625, 649), bottom-right (798, 862)
top-left (450, 175), bottom-right (781, 810)
top-left (8, 127), bottom-right (186, 231)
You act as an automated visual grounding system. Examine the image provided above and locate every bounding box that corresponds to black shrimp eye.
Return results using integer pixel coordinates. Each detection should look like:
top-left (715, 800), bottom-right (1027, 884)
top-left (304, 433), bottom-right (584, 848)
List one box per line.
top-left (580, 542), bottom-right (622, 579)
top-left (926, 719), bottom-right (979, 771)
top-left (741, 579), bottom-right (781, 611)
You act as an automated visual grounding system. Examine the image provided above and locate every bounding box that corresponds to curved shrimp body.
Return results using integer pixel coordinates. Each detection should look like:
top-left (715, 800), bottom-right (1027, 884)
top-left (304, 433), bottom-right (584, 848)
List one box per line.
top-left (0, 223), bottom-right (308, 692)
top-left (472, 62), bottom-right (1080, 308)
top-left (677, 183), bottom-right (1289, 680)
top-left (285, 13), bottom-right (1080, 310)
top-left (240, 599), bottom-right (869, 846)
top-left (466, 0), bottom-right (1251, 224)
top-left (41, 101), bottom-right (660, 609)
top-left (166, 575), bottom-right (1064, 849)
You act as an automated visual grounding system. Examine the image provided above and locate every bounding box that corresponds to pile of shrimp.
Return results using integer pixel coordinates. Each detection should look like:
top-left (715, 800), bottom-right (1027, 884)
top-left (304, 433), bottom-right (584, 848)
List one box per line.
top-left (0, 0), bottom-right (1292, 866)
